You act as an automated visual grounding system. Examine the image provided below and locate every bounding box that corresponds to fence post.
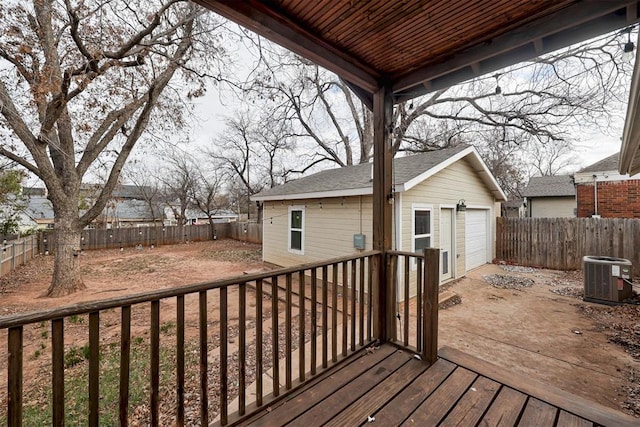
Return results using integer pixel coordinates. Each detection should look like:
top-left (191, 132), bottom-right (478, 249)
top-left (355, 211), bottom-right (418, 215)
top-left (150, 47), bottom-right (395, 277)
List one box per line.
top-left (423, 248), bottom-right (439, 364)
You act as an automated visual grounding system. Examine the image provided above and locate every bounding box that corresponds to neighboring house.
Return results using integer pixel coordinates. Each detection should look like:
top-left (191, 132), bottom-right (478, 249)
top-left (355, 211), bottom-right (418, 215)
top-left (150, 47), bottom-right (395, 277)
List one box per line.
top-left (191, 210), bottom-right (239, 225)
top-left (522, 175), bottom-right (576, 218)
top-left (502, 198), bottom-right (526, 218)
top-left (574, 152), bottom-right (640, 218)
top-left (21, 185), bottom-right (165, 229)
top-left (100, 199), bottom-right (164, 228)
top-left (20, 196), bottom-right (55, 230)
top-left (252, 144), bottom-right (506, 285)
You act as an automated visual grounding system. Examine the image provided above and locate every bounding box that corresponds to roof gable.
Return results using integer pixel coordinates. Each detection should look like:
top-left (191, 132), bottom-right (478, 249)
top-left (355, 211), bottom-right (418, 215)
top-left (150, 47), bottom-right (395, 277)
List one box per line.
top-left (522, 175), bottom-right (575, 197)
top-left (252, 145), bottom-right (506, 202)
top-left (577, 153), bottom-right (619, 174)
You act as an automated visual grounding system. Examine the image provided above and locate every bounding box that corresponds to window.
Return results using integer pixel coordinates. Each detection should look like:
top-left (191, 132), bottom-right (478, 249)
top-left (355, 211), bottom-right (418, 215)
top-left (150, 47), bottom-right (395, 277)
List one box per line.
top-left (288, 206), bottom-right (305, 254)
top-left (413, 208), bottom-right (431, 254)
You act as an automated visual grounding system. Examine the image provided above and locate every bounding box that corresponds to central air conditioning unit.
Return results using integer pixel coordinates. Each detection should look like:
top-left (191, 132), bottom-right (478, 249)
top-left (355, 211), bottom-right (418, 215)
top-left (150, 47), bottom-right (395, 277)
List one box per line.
top-left (583, 256), bottom-right (633, 304)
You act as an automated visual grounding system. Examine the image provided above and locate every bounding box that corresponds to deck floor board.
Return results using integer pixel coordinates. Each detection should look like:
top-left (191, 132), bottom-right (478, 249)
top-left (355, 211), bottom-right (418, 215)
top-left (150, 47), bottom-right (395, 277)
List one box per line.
top-left (372, 357), bottom-right (456, 425)
top-left (480, 386), bottom-right (528, 426)
top-left (289, 350), bottom-right (411, 426)
top-left (440, 375), bottom-right (501, 426)
top-left (232, 344), bottom-right (638, 427)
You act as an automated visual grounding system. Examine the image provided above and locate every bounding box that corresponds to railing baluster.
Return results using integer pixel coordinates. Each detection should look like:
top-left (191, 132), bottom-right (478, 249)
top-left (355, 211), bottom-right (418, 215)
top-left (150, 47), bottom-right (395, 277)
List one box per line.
top-left (389, 254), bottom-right (398, 342)
top-left (220, 288), bottom-right (228, 425)
top-left (298, 271), bottom-right (305, 382)
top-left (416, 258), bottom-right (423, 352)
top-left (423, 248), bottom-right (439, 364)
top-left (239, 282), bottom-right (247, 414)
top-left (321, 266), bottom-right (328, 369)
top-left (350, 260), bottom-right (356, 351)
top-left (359, 258), bottom-right (365, 346)
top-left (271, 276), bottom-right (279, 396)
top-left (150, 302), bottom-right (160, 427)
top-left (119, 306), bottom-right (131, 427)
top-left (331, 263), bottom-right (338, 363)
top-left (310, 268), bottom-right (317, 375)
top-left (256, 279), bottom-right (263, 406)
top-left (52, 319), bottom-right (64, 427)
top-left (89, 311), bottom-right (100, 426)
top-left (367, 256), bottom-right (373, 342)
top-left (285, 273), bottom-right (292, 389)
top-left (176, 296), bottom-right (185, 426)
top-left (404, 256), bottom-right (410, 347)
top-left (341, 261), bottom-right (348, 357)
top-left (200, 291), bottom-right (209, 425)
top-left (8, 326), bottom-right (22, 427)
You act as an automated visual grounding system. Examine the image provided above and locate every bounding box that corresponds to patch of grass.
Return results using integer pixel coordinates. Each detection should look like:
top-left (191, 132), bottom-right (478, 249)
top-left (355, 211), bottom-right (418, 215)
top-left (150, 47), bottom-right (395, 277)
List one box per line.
top-left (201, 248), bottom-right (262, 263)
top-left (64, 345), bottom-right (90, 368)
top-left (160, 321), bottom-right (175, 334)
top-left (41, 330), bottom-right (48, 339)
top-left (68, 314), bottom-right (85, 324)
top-left (9, 339), bottom-right (179, 426)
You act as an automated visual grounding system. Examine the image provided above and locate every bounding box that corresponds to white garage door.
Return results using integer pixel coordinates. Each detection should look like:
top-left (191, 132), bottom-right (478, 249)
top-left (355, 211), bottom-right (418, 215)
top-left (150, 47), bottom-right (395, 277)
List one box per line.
top-left (465, 209), bottom-right (489, 271)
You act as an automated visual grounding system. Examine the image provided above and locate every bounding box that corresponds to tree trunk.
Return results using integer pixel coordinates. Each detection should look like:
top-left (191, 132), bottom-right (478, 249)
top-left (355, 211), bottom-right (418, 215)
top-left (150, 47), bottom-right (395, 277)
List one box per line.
top-left (46, 219), bottom-right (86, 297)
top-left (207, 217), bottom-right (217, 240)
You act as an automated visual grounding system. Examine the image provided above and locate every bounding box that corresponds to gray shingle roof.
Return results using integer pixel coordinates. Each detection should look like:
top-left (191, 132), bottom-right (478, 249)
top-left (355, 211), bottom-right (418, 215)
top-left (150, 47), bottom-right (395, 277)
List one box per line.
top-left (577, 153), bottom-right (619, 173)
top-left (253, 144), bottom-right (471, 199)
top-left (522, 175), bottom-right (575, 197)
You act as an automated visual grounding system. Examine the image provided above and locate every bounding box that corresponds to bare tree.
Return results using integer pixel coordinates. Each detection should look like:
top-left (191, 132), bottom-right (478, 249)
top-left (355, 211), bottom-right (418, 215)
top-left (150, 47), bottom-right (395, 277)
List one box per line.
top-left (158, 149), bottom-right (197, 226)
top-left (210, 109), bottom-right (293, 219)
top-left (245, 28), bottom-right (632, 174)
top-left (189, 162), bottom-right (224, 239)
top-left (526, 140), bottom-right (579, 177)
top-left (0, 1), bottom-right (226, 295)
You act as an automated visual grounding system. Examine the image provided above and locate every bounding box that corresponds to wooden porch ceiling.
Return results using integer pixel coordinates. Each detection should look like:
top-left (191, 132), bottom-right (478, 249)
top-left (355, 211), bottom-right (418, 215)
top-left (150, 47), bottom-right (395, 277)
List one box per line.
top-left (194, 0), bottom-right (640, 106)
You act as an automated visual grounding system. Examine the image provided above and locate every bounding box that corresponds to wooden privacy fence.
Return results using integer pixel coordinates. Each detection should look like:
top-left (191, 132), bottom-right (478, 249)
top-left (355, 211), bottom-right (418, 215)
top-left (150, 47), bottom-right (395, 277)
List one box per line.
top-left (0, 235), bottom-right (38, 278)
top-left (497, 217), bottom-right (640, 276)
top-left (226, 222), bottom-right (262, 244)
top-left (38, 223), bottom-right (263, 254)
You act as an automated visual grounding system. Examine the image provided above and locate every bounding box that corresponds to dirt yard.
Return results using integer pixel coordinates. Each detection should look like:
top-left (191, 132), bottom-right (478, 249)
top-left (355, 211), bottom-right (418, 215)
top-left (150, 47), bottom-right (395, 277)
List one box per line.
top-left (0, 240), bottom-right (639, 421)
top-left (438, 263), bottom-right (640, 417)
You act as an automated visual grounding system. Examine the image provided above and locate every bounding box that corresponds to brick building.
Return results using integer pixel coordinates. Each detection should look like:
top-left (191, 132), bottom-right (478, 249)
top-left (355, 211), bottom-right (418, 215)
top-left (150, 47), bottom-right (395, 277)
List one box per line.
top-left (574, 153), bottom-right (640, 218)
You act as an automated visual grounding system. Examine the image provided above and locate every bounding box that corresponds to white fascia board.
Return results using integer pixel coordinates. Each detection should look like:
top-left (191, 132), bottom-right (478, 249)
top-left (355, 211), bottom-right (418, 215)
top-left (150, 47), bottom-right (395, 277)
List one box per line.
top-left (400, 146), bottom-right (507, 202)
top-left (574, 171), bottom-right (640, 184)
top-left (251, 186), bottom-right (371, 202)
top-left (621, 32), bottom-right (640, 175)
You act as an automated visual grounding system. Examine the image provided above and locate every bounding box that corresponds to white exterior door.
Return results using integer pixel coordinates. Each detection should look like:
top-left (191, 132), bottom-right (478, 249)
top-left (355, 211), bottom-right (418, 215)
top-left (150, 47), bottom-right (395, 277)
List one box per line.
top-left (465, 209), bottom-right (489, 271)
top-left (440, 208), bottom-right (454, 281)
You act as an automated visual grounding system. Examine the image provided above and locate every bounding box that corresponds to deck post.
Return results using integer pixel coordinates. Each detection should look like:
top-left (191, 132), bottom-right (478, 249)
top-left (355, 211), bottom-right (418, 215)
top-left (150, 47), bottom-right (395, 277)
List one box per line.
top-left (372, 83), bottom-right (394, 341)
top-left (423, 248), bottom-right (439, 364)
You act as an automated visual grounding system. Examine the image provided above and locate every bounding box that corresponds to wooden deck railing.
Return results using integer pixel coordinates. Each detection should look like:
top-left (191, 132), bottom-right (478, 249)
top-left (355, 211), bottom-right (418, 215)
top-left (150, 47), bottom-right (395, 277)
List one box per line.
top-left (387, 248), bottom-right (439, 364)
top-left (0, 251), bottom-right (380, 426)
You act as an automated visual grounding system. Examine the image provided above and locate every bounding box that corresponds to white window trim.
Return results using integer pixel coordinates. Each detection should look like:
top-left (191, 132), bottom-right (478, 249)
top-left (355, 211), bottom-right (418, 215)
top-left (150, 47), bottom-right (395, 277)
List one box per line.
top-left (288, 205), bottom-right (305, 255)
top-left (411, 203), bottom-right (433, 255)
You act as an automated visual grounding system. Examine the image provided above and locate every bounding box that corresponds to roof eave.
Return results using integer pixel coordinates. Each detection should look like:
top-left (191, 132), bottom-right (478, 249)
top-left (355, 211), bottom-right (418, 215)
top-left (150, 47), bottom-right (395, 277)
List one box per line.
top-left (252, 187), bottom-right (372, 202)
top-left (621, 31), bottom-right (640, 175)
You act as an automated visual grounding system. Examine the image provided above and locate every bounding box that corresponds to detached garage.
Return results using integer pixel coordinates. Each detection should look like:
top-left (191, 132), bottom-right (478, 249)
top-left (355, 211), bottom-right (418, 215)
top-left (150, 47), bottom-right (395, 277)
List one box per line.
top-left (252, 144), bottom-right (506, 283)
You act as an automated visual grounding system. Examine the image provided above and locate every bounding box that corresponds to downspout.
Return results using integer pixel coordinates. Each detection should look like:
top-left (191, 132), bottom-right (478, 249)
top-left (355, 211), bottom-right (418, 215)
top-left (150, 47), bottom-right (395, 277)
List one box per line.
top-left (593, 175), bottom-right (599, 217)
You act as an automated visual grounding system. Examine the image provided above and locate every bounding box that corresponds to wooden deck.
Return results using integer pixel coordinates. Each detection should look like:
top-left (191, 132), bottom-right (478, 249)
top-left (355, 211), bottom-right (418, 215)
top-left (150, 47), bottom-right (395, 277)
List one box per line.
top-left (237, 344), bottom-right (638, 427)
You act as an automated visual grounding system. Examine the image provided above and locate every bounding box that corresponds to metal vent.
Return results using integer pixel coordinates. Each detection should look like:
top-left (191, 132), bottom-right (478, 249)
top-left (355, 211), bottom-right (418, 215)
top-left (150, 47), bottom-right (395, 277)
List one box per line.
top-left (583, 256), bottom-right (633, 304)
